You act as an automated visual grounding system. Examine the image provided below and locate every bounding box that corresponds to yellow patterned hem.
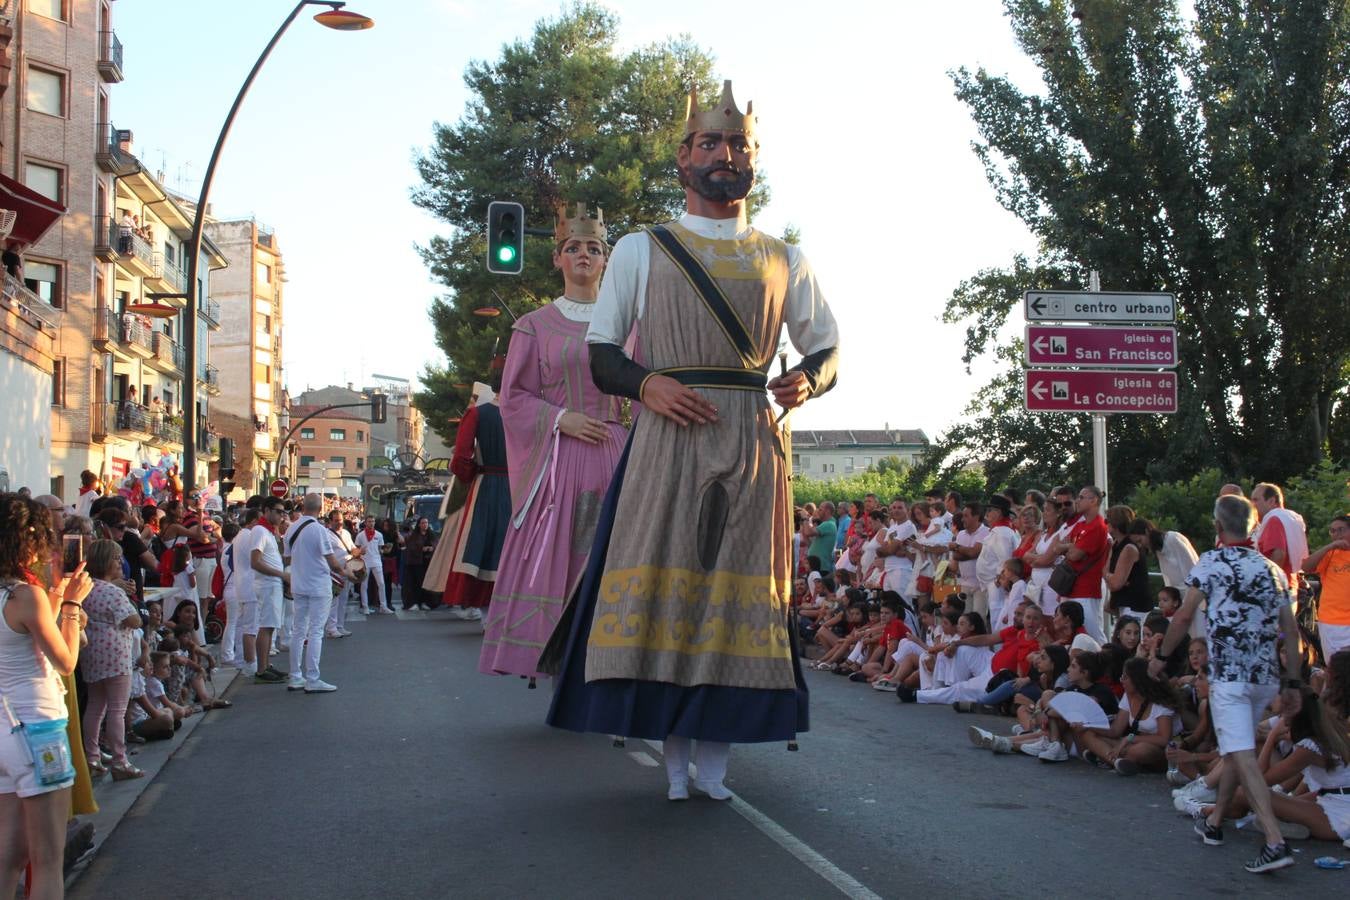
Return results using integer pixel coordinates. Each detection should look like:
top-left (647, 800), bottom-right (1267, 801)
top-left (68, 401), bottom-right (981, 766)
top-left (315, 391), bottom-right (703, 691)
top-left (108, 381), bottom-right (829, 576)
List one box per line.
top-left (588, 564), bottom-right (791, 660)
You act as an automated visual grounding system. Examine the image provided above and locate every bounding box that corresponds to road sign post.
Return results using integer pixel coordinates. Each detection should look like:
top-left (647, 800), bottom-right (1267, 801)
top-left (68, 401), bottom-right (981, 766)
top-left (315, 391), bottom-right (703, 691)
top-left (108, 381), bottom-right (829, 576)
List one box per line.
top-left (270, 478), bottom-right (289, 499)
top-left (1025, 325), bottom-right (1178, 369)
top-left (1024, 369), bottom-right (1178, 415)
top-left (1024, 290), bottom-right (1176, 323)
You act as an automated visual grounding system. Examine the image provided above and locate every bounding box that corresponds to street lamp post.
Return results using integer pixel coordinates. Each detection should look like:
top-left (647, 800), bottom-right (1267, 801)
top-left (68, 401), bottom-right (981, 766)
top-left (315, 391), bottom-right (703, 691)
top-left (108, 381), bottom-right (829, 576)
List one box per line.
top-left (182, 0), bottom-right (372, 487)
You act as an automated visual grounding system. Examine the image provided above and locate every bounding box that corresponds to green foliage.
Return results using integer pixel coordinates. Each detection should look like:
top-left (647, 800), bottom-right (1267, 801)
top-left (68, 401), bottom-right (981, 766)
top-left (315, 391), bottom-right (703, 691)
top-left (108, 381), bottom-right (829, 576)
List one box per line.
top-left (937, 0), bottom-right (1350, 488)
top-left (1126, 461), bottom-right (1349, 550)
top-left (792, 465), bottom-right (987, 508)
top-left (411, 3), bottom-right (764, 443)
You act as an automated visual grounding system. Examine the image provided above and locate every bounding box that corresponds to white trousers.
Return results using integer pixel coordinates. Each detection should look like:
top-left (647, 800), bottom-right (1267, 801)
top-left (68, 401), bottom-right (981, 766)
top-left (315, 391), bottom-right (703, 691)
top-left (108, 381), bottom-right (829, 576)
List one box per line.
top-left (221, 591), bottom-right (245, 662)
top-left (918, 645), bottom-right (993, 704)
top-left (663, 736), bottom-right (730, 787)
top-left (359, 570), bottom-right (386, 611)
top-left (1070, 595), bottom-right (1107, 643)
top-left (289, 592), bottom-right (332, 684)
top-left (326, 583), bottom-right (349, 633)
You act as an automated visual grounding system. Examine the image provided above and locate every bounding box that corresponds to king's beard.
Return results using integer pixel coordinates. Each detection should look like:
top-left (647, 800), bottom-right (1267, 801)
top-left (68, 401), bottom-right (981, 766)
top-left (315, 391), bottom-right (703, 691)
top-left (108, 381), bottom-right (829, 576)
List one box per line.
top-left (687, 162), bottom-right (755, 203)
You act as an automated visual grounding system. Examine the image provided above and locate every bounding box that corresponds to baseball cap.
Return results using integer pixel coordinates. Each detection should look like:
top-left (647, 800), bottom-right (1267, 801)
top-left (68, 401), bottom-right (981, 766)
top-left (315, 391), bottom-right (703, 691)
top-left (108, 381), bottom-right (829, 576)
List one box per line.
top-left (1070, 634), bottom-right (1102, 653)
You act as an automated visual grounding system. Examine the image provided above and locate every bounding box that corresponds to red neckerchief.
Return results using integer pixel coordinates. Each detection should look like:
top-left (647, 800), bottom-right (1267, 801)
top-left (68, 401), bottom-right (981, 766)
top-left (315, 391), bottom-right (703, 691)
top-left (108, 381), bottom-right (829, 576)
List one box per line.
top-left (78, 486), bottom-right (95, 496)
top-left (991, 522), bottom-right (1015, 531)
top-left (19, 568), bottom-right (40, 586)
top-left (1221, 538), bottom-right (1255, 549)
top-left (255, 520), bottom-right (276, 534)
top-left (364, 527), bottom-right (376, 541)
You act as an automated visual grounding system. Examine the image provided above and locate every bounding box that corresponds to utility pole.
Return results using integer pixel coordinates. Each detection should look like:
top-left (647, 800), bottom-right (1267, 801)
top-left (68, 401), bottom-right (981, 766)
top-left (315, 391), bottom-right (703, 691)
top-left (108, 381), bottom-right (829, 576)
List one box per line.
top-left (1089, 269), bottom-right (1108, 505)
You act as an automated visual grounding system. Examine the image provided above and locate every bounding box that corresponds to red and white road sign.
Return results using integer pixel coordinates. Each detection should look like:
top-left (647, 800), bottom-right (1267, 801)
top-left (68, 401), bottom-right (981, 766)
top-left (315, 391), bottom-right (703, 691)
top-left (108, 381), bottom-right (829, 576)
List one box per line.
top-left (1024, 370), bottom-right (1178, 415)
top-left (269, 478), bottom-right (289, 498)
top-left (1025, 325), bottom-right (1178, 369)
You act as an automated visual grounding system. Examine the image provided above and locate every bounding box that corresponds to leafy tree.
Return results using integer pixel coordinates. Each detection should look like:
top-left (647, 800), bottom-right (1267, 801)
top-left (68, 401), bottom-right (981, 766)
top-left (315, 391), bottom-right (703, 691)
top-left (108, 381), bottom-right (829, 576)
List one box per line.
top-left (411, 3), bottom-right (764, 442)
top-left (936, 0), bottom-right (1350, 488)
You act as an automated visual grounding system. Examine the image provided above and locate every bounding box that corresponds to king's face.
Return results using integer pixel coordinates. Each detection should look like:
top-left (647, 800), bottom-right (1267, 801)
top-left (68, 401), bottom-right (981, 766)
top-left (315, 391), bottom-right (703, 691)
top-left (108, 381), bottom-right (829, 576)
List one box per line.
top-left (679, 130), bottom-right (757, 179)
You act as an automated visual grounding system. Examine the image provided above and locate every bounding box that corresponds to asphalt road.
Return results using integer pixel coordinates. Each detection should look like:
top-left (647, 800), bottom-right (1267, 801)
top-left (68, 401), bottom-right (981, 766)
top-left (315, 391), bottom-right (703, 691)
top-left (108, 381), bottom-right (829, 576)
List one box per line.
top-left (69, 593), bottom-right (1345, 899)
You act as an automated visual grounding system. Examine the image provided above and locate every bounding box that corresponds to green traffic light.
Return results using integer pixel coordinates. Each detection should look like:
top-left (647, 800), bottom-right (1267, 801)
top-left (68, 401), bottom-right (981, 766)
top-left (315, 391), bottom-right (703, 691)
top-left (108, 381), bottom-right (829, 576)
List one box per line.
top-left (497, 245), bottom-right (517, 264)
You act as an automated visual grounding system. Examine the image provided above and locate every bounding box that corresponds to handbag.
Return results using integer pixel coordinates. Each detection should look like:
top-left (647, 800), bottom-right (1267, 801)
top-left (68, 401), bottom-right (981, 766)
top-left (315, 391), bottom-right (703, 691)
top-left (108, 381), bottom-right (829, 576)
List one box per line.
top-left (1048, 560), bottom-right (1078, 596)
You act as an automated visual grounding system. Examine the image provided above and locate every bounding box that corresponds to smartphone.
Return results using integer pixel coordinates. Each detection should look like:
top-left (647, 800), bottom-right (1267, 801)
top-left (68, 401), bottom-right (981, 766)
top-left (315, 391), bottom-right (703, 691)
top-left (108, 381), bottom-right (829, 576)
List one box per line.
top-left (62, 534), bottom-right (83, 575)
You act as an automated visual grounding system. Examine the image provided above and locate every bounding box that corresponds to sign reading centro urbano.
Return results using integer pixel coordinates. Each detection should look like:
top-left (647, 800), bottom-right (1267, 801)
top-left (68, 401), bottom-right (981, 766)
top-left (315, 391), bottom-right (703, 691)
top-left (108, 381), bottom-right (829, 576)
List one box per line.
top-left (1025, 370), bottom-right (1178, 415)
top-left (1024, 290), bottom-right (1176, 324)
top-left (1025, 325), bottom-right (1178, 369)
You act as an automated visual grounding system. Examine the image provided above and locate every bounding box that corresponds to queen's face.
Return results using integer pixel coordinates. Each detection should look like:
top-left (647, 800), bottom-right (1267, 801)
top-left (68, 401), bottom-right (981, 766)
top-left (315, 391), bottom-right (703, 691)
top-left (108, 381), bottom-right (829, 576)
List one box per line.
top-left (553, 237), bottom-right (607, 286)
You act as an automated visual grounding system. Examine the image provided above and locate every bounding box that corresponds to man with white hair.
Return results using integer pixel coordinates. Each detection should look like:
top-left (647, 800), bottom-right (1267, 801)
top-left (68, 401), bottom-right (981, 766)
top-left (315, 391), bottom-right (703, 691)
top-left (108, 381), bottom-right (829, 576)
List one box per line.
top-left (283, 494), bottom-right (345, 693)
top-left (1251, 482), bottom-right (1308, 595)
top-left (1156, 493), bottom-right (1303, 874)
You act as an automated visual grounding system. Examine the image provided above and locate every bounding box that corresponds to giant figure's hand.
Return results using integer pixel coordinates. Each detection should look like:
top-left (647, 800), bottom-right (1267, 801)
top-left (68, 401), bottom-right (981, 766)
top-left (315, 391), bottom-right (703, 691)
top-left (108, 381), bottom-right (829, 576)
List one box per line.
top-left (559, 411), bottom-right (611, 445)
top-left (767, 370), bottom-right (810, 412)
top-left (639, 376), bottom-right (719, 427)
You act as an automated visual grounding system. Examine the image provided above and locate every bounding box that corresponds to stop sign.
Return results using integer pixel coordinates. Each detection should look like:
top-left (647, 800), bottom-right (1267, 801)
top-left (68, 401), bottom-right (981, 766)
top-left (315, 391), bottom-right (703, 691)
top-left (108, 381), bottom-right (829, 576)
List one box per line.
top-left (269, 478), bottom-right (288, 499)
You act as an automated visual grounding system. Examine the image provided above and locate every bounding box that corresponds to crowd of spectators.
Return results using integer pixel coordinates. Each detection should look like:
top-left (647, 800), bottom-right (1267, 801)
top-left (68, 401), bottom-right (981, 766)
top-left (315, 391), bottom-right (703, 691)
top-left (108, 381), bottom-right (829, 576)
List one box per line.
top-left (794, 482), bottom-right (1350, 873)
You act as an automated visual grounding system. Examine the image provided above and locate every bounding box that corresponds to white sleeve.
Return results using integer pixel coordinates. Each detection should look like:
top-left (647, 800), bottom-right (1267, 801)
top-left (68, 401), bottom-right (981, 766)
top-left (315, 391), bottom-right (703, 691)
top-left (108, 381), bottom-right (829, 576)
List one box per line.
top-left (783, 244), bottom-right (839, 356)
top-left (587, 232), bottom-right (649, 346)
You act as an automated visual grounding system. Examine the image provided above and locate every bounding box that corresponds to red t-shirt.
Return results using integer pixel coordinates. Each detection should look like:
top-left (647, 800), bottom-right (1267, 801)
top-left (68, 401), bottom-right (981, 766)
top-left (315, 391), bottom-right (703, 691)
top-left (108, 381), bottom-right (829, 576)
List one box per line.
top-left (991, 625), bottom-right (1039, 675)
top-left (1257, 514), bottom-right (1298, 590)
top-left (883, 619), bottom-right (909, 646)
top-left (1013, 531), bottom-right (1038, 559)
top-left (1066, 515), bottom-right (1108, 598)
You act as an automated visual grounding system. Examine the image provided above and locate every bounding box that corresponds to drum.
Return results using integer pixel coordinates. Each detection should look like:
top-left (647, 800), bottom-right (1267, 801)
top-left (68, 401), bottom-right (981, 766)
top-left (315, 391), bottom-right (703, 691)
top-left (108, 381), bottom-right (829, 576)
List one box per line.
top-left (344, 558), bottom-right (366, 580)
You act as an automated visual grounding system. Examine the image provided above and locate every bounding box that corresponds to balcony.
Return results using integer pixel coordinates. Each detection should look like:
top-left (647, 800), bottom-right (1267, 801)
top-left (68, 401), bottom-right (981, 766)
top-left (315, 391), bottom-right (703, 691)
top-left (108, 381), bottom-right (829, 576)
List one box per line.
top-left (153, 417), bottom-right (183, 448)
top-left (197, 432), bottom-right (220, 459)
top-left (0, 273), bottom-right (60, 333)
top-left (200, 297), bottom-right (221, 328)
top-left (95, 124), bottom-right (137, 176)
top-left (97, 30), bottom-right (124, 82)
top-left (105, 218), bottom-right (156, 278)
top-left (150, 252), bottom-right (187, 293)
top-left (203, 364), bottom-right (221, 395)
top-left (95, 402), bottom-right (154, 442)
top-left (146, 331), bottom-right (182, 374)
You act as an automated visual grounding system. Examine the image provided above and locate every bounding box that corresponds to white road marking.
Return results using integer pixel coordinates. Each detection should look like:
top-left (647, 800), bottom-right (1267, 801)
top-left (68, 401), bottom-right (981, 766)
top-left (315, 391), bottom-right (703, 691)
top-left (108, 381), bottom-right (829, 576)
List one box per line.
top-left (628, 751), bottom-right (660, 767)
top-left (630, 739), bottom-right (881, 900)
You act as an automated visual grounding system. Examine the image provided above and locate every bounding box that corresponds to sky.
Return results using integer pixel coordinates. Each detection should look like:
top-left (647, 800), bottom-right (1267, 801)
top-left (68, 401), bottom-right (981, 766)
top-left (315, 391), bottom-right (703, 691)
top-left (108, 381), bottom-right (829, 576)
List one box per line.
top-left (111, 0), bottom-right (1045, 438)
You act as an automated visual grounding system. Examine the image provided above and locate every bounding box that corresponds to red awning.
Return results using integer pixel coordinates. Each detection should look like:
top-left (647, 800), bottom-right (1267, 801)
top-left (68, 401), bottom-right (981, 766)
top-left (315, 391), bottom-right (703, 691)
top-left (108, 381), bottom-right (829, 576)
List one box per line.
top-left (0, 171), bottom-right (66, 247)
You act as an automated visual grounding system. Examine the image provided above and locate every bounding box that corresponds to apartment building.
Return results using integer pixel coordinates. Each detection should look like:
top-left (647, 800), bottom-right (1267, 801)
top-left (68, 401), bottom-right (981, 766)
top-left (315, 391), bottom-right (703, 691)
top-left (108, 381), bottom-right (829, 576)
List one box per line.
top-left (791, 429), bottom-right (931, 481)
top-left (0, 0), bottom-right (224, 500)
top-left (202, 216), bottom-right (285, 494)
top-left (289, 401), bottom-right (370, 496)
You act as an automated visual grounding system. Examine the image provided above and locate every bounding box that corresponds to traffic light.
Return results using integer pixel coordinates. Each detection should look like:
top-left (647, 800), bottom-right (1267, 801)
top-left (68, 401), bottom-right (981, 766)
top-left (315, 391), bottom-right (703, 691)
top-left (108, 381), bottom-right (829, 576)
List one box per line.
top-left (370, 391), bottom-right (387, 424)
top-left (486, 200), bottom-right (524, 274)
top-left (218, 466), bottom-right (236, 502)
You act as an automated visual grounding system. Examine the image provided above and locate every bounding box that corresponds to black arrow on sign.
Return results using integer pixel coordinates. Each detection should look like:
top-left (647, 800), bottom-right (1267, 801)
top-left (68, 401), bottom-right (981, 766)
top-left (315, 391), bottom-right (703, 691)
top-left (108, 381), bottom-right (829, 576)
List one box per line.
top-left (1030, 296), bottom-right (1046, 316)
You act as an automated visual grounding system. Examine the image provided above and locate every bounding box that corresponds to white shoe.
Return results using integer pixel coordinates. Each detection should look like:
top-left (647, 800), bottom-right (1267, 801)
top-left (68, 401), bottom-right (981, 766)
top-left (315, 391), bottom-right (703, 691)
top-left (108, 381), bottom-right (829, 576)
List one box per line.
top-left (378, 607), bottom-right (395, 615)
top-left (287, 676), bottom-right (305, 691)
top-left (446, 607), bottom-right (469, 620)
top-left (1172, 778), bottom-right (1217, 804)
top-left (466, 608), bottom-right (483, 621)
top-left (990, 736), bottom-right (1015, 754)
top-left (1010, 724), bottom-right (1026, 736)
top-left (276, 642), bottom-right (290, 652)
top-left (325, 630), bottom-right (344, 639)
top-left (1037, 741), bottom-right (1069, 763)
top-left (219, 656), bottom-right (238, 667)
top-left (1018, 736), bottom-right (1049, 757)
top-left (1176, 795), bottom-right (1208, 817)
top-left (667, 781), bottom-right (689, 801)
top-left (967, 726), bottom-right (994, 749)
top-left (304, 680), bottom-right (337, 693)
top-left (338, 628), bottom-right (352, 636)
top-left (361, 608), bottom-right (372, 615)
top-left (693, 780), bottom-right (733, 801)
top-left (269, 646), bottom-right (279, 656)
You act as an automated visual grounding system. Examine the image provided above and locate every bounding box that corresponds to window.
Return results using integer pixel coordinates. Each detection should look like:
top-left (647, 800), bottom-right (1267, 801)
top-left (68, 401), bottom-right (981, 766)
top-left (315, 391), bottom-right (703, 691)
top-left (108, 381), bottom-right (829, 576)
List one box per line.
top-left (799, 455), bottom-right (810, 468)
top-left (24, 162), bottom-right (62, 203)
top-left (844, 456), bottom-right (854, 470)
top-left (256, 263), bottom-right (271, 284)
top-left (356, 458), bottom-right (364, 470)
top-left (863, 457), bottom-right (873, 467)
top-left (329, 428), bottom-right (346, 441)
top-left (28, 0), bottom-right (67, 23)
top-left (299, 455), bottom-right (315, 468)
top-left (357, 430), bottom-right (364, 442)
top-left (51, 358), bottom-right (65, 406)
top-left (24, 261), bottom-right (61, 309)
top-left (26, 67), bottom-right (65, 117)
top-left (256, 313), bottom-right (271, 334)
top-left (328, 455), bottom-right (346, 466)
top-left (300, 427), bottom-right (315, 440)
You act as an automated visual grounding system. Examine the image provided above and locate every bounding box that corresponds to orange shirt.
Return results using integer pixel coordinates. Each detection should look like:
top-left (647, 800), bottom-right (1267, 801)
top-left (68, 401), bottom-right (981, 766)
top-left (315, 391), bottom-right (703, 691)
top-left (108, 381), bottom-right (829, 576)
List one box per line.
top-left (1315, 548), bottom-right (1350, 625)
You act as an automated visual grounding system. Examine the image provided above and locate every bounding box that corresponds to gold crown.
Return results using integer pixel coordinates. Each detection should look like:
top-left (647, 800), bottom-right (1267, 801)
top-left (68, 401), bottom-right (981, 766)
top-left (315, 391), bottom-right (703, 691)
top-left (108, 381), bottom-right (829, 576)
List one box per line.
top-left (553, 202), bottom-right (607, 244)
top-left (684, 80), bottom-right (755, 137)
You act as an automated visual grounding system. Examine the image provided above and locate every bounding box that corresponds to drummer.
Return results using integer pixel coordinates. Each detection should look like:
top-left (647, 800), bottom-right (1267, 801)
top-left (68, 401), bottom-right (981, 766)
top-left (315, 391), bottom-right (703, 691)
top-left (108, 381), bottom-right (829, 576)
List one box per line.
top-left (324, 509), bottom-right (357, 639)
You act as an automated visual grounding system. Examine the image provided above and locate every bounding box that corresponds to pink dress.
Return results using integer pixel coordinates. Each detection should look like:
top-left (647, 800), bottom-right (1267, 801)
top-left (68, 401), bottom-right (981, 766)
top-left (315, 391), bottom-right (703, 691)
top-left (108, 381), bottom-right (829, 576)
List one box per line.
top-left (479, 301), bottom-right (626, 677)
top-left (83, 580), bottom-right (138, 682)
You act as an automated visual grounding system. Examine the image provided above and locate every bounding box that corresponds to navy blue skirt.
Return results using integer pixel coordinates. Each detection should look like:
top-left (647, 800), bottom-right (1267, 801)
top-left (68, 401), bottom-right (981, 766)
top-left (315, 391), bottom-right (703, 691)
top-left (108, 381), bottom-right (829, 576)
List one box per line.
top-left (545, 434), bottom-right (809, 743)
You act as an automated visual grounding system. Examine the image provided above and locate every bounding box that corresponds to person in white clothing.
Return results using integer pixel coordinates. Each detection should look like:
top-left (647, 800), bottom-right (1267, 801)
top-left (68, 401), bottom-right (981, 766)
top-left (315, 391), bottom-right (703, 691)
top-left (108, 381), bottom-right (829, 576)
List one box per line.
top-left (878, 498), bottom-right (917, 597)
top-left (283, 495), bottom-right (345, 693)
top-left (249, 499), bottom-right (289, 683)
top-left (975, 495), bottom-right (1019, 621)
top-left (948, 502), bottom-right (989, 613)
top-left (224, 510), bottom-right (260, 670)
top-left (324, 510), bottom-right (356, 637)
top-left (354, 515), bottom-right (390, 614)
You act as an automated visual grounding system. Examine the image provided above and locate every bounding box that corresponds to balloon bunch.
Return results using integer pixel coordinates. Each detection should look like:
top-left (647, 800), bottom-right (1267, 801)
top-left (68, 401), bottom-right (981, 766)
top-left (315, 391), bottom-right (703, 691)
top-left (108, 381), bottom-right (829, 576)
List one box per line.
top-left (117, 452), bottom-right (183, 504)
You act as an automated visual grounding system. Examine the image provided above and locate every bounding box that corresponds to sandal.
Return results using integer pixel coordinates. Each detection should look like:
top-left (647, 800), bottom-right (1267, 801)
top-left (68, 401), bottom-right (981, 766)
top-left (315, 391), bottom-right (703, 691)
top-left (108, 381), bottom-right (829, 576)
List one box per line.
top-left (86, 760), bottom-right (107, 777)
top-left (205, 699), bottom-right (233, 709)
top-left (110, 763), bottom-right (145, 781)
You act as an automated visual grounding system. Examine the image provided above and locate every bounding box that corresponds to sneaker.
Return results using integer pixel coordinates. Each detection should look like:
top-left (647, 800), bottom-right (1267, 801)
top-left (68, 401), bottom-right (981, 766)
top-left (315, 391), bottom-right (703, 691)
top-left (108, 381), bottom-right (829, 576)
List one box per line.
top-left (219, 656), bottom-right (238, 667)
top-left (446, 607), bottom-right (469, 620)
top-left (253, 670), bottom-right (285, 684)
top-left (1019, 736), bottom-right (1050, 757)
top-left (896, 685), bottom-right (917, 703)
top-left (1082, 750), bottom-right (1111, 769)
top-left (304, 680), bottom-right (338, 694)
top-left (1037, 741), bottom-right (1069, 763)
top-left (361, 608), bottom-right (373, 615)
top-left (325, 630), bottom-right (345, 639)
top-left (466, 608), bottom-right (483, 621)
top-left (871, 679), bottom-right (898, 692)
top-left (991, 736), bottom-right (1015, 754)
top-left (667, 781), bottom-right (689, 802)
top-left (287, 676), bottom-right (305, 691)
top-left (1166, 768), bottom-right (1192, 787)
top-left (1010, 724), bottom-right (1027, 736)
top-left (1113, 758), bottom-right (1140, 776)
top-left (968, 726), bottom-right (994, 749)
top-left (1173, 778), bottom-right (1217, 804)
top-left (1244, 842), bottom-right (1295, 873)
top-left (1193, 810), bottom-right (1224, 846)
top-left (953, 701), bottom-right (977, 713)
top-left (338, 627), bottom-right (352, 636)
top-left (265, 665), bottom-right (285, 678)
top-left (693, 779), bottom-right (733, 801)
top-left (276, 642), bottom-right (290, 652)
top-left (378, 607), bottom-right (396, 615)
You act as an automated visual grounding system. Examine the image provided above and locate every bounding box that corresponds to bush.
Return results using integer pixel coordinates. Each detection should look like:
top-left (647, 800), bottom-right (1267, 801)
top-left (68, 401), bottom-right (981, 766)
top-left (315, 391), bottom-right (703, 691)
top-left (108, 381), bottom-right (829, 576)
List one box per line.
top-left (1126, 461), bottom-right (1348, 550)
top-left (792, 466), bottom-right (987, 509)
